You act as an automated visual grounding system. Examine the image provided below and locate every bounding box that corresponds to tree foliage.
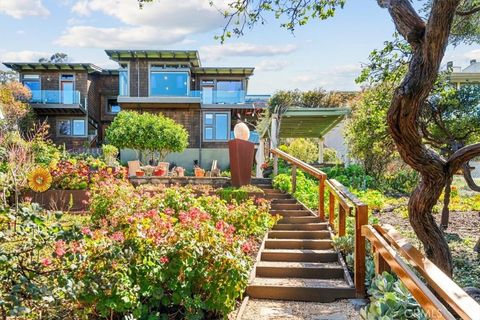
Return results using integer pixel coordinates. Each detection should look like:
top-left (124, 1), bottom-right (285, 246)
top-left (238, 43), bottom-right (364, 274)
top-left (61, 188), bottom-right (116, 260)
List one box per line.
top-left (38, 53), bottom-right (69, 63)
top-left (105, 111), bottom-right (189, 161)
top-left (283, 138), bottom-right (319, 163)
top-left (0, 82), bottom-right (32, 131)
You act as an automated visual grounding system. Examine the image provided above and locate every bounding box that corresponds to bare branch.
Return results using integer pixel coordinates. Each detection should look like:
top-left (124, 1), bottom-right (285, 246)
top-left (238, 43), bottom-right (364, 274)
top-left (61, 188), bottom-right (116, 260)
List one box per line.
top-left (447, 143), bottom-right (480, 174)
top-left (462, 162), bottom-right (480, 192)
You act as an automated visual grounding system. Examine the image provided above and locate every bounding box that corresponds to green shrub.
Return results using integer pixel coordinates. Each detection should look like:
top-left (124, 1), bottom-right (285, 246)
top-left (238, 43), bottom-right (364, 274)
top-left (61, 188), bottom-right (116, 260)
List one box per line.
top-left (323, 164), bottom-right (374, 190)
top-left (284, 138), bottom-right (318, 163)
top-left (361, 272), bottom-right (427, 320)
top-left (323, 147), bottom-right (341, 163)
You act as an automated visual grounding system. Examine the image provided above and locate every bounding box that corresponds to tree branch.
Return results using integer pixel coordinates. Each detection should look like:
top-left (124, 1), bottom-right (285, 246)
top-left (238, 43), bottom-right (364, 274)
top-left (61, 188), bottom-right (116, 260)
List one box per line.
top-left (456, 5), bottom-right (480, 16)
top-left (447, 143), bottom-right (480, 174)
top-left (377, 0), bottom-right (426, 46)
top-left (462, 162), bottom-right (480, 192)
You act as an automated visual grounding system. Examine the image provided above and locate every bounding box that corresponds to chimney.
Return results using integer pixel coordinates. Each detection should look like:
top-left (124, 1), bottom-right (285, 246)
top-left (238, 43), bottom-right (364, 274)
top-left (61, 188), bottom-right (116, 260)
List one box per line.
top-left (447, 61), bottom-right (453, 71)
top-left (471, 59), bottom-right (477, 65)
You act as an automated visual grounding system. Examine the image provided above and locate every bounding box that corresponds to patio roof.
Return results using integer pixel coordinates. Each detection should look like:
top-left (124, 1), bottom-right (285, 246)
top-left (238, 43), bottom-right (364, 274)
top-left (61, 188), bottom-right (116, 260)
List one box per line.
top-left (105, 50), bottom-right (201, 67)
top-left (192, 67), bottom-right (254, 76)
top-left (2, 62), bottom-right (103, 73)
top-left (279, 107), bottom-right (350, 138)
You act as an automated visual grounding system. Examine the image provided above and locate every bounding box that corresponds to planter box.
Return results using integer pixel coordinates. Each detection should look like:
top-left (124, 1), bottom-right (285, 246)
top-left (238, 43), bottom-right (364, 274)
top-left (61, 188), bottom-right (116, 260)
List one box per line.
top-left (24, 190), bottom-right (89, 212)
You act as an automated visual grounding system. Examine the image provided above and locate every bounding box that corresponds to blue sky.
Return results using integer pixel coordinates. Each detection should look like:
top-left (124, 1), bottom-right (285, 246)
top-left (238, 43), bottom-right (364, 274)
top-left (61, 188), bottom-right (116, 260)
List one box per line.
top-left (0, 0), bottom-right (478, 94)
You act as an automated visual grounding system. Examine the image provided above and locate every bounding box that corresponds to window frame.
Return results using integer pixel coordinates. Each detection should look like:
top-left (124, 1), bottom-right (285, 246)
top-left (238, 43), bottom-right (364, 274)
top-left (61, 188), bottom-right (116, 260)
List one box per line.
top-left (106, 97), bottom-right (121, 114)
top-left (203, 112), bottom-right (230, 142)
top-left (148, 62), bottom-right (191, 97)
top-left (56, 117), bottom-right (87, 137)
top-left (118, 62), bottom-right (130, 97)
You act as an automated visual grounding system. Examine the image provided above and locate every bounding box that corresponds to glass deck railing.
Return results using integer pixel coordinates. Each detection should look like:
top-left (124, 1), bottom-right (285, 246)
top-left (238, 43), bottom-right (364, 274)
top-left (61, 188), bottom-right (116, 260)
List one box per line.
top-left (30, 90), bottom-right (82, 105)
top-left (135, 90), bottom-right (247, 104)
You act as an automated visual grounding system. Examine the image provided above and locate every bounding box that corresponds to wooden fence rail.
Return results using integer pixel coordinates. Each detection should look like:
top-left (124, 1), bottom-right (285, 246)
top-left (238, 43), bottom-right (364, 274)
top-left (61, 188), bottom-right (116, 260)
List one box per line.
top-left (362, 224), bottom-right (480, 320)
top-left (270, 148), bottom-right (367, 297)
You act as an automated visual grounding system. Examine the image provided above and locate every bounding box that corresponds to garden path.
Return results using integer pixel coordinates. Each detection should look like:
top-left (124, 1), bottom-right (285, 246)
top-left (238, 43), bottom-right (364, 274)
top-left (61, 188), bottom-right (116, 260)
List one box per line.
top-left (240, 299), bottom-right (360, 320)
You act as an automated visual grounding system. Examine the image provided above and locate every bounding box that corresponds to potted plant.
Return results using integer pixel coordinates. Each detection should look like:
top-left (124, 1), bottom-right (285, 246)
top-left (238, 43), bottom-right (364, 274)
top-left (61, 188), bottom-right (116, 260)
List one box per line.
top-left (175, 167), bottom-right (185, 177)
top-left (154, 167), bottom-right (166, 176)
top-left (135, 170), bottom-right (145, 177)
top-left (194, 167), bottom-right (205, 177)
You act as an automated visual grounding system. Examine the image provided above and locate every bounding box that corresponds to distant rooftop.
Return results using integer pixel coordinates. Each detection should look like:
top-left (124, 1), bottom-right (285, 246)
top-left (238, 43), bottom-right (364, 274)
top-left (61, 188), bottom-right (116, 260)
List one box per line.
top-left (2, 62), bottom-right (103, 73)
top-left (448, 59), bottom-right (480, 83)
top-left (105, 50), bottom-right (201, 67)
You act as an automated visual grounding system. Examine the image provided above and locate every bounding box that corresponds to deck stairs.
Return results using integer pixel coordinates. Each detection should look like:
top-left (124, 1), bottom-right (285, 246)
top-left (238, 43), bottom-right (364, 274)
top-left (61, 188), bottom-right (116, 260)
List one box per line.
top-left (247, 179), bottom-right (356, 302)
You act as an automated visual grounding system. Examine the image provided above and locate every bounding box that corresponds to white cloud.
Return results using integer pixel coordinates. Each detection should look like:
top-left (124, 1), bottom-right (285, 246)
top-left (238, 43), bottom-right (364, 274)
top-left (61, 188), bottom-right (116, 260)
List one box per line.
top-left (200, 43), bottom-right (298, 61)
top-left (256, 59), bottom-right (289, 72)
top-left (0, 50), bottom-right (49, 62)
top-left (0, 0), bottom-right (49, 18)
top-left (291, 64), bottom-right (362, 90)
top-left (57, 0), bottom-right (229, 48)
top-left (465, 49), bottom-right (480, 61)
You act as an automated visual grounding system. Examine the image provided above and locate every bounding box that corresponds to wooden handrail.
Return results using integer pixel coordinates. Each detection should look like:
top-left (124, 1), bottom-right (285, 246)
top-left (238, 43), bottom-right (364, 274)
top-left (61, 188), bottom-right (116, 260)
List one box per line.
top-left (271, 148), bottom-right (326, 179)
top-left (363, 224), bottom-right (480, 320)
top-left (362, 225), bottom-right (455, 320)
top-left (270, 148), bottom-right (367, 298)
top-left (374, 224), bottom-right (480, 320)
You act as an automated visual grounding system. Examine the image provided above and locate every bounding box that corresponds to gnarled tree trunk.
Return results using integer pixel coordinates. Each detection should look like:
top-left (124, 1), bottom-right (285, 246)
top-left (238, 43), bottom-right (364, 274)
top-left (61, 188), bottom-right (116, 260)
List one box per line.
top-left (379, 0), bottom-right (462, 275)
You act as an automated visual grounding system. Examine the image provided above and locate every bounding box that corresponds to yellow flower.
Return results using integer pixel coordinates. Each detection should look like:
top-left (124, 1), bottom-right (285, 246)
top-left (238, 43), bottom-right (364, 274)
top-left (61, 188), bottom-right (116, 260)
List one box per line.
top-left (28, 167), bottom-right (52, 192)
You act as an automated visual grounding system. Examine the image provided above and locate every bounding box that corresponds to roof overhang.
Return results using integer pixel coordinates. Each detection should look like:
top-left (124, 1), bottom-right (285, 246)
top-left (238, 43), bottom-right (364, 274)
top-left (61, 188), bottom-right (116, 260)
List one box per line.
top-left (30, 104), bottom-right (87, 115)
top-left (2, 63), bottom-right (103, 73)
top-left (279, 107), bottom-right (350, 138)
top-left (105, 50), bottom-right (201, 67)
top-left (193, 67), bottom-right (254, 76)
top-left (449, 72), bottom-right (480, 83)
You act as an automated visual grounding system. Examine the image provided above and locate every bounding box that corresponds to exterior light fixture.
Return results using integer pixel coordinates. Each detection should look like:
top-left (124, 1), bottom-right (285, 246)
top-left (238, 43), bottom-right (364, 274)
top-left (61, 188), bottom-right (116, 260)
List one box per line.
top-left (234, 122), bottom-right (250, 141)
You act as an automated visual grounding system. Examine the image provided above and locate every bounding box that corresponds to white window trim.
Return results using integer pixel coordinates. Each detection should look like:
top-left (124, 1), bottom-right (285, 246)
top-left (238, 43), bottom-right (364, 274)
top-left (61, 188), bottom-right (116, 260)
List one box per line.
top-left (203, 111), bottom-right (230, 142)
top-left (56, 117), bottom-right (87, 138)
top-left (148, 61), bottom-right (190, 97)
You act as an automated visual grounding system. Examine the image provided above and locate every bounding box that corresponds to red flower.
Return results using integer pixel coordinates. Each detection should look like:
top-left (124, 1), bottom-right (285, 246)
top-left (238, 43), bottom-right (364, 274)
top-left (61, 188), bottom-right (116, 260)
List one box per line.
top-left (81, 227), bottom-right (93, 236)
top-left (41, 257), bottom-right (52, 267)
top-left (55, 240), bottom-right (67, 257)
top-left (160, 256), bottom-right (169, 264)
top-left (241, 241), bottom-right (253, 254)
top-left (110, 231), bottom-right (125, 243)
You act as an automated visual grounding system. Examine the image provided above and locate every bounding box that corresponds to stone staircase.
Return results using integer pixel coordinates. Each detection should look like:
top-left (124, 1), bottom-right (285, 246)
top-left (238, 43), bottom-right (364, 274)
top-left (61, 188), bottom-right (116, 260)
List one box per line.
top-left (247, 181), bottom-right (355, 302)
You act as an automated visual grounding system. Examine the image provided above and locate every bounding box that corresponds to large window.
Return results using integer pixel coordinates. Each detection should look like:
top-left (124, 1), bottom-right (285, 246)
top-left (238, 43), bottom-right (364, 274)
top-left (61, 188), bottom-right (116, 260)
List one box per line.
top-left (22, 74), bottom-right (41, 102)
top-left (119, 63), bottom-right (129, 96)
top-left (203, 112), bottom-right (229, 141)
top-left (57, 118), bottom-right (86, 137)
top-left (150, 66), bottom-right (189, 96)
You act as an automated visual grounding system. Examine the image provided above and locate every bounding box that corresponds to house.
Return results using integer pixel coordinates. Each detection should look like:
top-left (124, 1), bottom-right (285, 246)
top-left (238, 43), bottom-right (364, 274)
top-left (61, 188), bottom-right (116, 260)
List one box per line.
top-left (3, 50), bottom-right (268, 170)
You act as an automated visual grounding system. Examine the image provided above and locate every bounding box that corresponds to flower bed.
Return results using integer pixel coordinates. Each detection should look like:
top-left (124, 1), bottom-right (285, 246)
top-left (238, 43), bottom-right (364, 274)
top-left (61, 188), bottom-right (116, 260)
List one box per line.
top-left (3, 180), bottom-right (276, 319)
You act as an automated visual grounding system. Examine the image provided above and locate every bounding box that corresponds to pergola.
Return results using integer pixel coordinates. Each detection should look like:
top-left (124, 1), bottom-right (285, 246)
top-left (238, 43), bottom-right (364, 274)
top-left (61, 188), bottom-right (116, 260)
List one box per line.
top-left (277, 107), bottom-right (350, 163)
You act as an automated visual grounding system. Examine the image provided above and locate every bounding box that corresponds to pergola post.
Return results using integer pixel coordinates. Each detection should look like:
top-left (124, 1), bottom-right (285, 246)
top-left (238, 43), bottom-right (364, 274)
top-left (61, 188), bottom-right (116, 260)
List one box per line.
top-left (318, 137), bottom-right (325, 164)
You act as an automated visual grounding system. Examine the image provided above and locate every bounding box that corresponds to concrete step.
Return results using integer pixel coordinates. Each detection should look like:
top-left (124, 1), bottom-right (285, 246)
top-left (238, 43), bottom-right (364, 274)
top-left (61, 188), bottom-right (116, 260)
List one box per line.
top-left (261, 249), bottom-right (338, 262)
top-left (268, 230), bottom-right (331, 239)
top-left (271, 203), bottom-right (304, 210)
top-left (247, 277), bottom-right (355, 302)
top-left (278, 216), bottom-right (322, 224)
top-left (255, 261), bottom-right (344, 279)
top-left (264, 239), bottom-right (333, 250)
top-left (273, 223), bottom-right (329, 231)
top-left (271, 210), bottom-right (312, 217)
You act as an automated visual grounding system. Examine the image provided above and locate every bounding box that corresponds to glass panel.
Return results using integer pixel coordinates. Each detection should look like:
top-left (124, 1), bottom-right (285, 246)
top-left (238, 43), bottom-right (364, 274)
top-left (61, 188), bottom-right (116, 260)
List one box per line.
top-left (150, 72), bottom-right (188, 96)
top-left (23, 80), bottom-right (41, 102)
top-left (202, 86), bottom-right (214, 104)
top-left (215, 114), bottom-right (228, 140)
top-left (204, 113), bottom-right (213, 125)
top-left (73, 119), bottom-right (86, 136)
top-left (61, 81), bottom-right (75, 104)
top-left (23, 74), bottom-right (39, 79)
top-left (58, 120), bottom-right (71, 136)
top-left (61, 74), bottom-right (74, 81)
top-left (204, 127), bottom-right (213, 140)
top-left (216, 80), bottom-right (243, 104)
top-left (119, 69), bottom-right (128, 96)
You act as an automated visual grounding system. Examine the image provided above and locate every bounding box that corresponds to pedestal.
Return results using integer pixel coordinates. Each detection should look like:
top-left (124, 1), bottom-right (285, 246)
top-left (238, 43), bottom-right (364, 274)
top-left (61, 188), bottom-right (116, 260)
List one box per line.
top-left (229, 139), bottom-right (255, 187)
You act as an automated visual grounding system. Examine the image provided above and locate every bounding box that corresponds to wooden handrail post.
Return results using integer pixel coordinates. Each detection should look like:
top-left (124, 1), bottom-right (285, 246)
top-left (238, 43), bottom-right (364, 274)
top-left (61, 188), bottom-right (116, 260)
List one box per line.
top-left (339, 206), bottom-right (346, 237)
top-left (374, 250), bottom-right (391, 274)
top-left (273, 154), bottom-right (278, 176)
top-left (354, 204), bottom-right (368, 298)
top-left (318, 176), bottom-right (325, 221)
top-left (328, 192), bottom-right (335, 228)
top-left (291, 165), bottom-right (297, 194)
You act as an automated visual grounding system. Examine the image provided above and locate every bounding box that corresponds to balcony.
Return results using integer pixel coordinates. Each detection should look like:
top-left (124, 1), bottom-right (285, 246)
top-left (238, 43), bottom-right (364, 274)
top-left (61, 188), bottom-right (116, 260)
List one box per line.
top-left (29, 90), bottom-right (86, 115)
top-left (118, 90), bottom-right (248, 106)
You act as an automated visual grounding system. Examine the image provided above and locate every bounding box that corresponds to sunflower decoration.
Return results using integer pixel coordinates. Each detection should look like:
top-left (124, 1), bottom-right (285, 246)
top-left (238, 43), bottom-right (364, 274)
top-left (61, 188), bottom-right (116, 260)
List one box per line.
top-left (28, 167), bottom-right (52, 193)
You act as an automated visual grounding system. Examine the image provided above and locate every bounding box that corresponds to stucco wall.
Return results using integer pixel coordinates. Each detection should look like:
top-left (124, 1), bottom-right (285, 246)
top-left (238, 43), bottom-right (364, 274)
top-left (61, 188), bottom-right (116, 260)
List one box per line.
top-left (323, 121), bottom-right (349, 163)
